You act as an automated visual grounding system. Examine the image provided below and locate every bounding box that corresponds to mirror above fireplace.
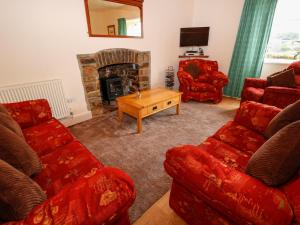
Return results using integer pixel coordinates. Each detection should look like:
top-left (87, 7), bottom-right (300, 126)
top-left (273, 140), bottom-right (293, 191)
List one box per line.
top-left (84, 0), bottom-right (143, 38)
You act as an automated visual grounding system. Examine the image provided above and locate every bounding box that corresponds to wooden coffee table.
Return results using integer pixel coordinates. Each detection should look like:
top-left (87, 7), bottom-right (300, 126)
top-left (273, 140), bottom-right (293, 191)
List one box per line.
top-left (116, 88), bottom-right (182, 133)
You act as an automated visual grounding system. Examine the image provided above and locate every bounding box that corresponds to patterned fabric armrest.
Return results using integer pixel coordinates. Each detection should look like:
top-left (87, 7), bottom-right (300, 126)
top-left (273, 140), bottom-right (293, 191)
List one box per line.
top-left (234, 101), bottom-right (281, 134)
top-left (243, 78), bottom-right (267, 89)
top-left (177, 71), bottom-right (194, 90)
top-left (164, 145), bottom-right (293, 225)
top-left (4, 167), bottom-right (135, 225)
top-left (209, 71), bottom-right (229, 88)
top-left (4, 99), bottom-right (52, 129)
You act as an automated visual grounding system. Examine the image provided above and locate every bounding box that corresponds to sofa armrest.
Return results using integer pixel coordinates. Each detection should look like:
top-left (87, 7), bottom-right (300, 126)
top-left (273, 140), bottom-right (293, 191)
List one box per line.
top-left (177, 71), bottom-right (194, 91)
top-left (164, 145), bottom-right (293, 225)
top-left (3, 99), bottom-right (52, 129)
top-left (243, 78), bottom-right (267, 89)
top-left (4, 167), bottom-right (135, 225)
top-left (241, 78), bottom-right (267, 102)
top-left (209, 71), bottom-right (229, 88)
top-left (234, 101), bottom-right (281, 134)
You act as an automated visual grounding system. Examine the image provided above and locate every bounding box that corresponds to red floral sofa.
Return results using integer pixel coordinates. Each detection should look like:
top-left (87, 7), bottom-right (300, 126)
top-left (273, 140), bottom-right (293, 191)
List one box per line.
top-left (241, 61), bottom-right (300, 108)
top-left (164, 101), bottom-right (300, 225)
top-left (2, 99), bottom-right (135, 225)
top-left (177, 59), bottom-right (229, 103)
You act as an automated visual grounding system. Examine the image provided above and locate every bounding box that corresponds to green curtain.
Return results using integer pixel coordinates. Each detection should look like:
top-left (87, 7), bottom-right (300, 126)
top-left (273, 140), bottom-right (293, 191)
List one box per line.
top-left (224, 0), bottom-right (278, 97)
top-left (118, 18), bottom-right (127, 36)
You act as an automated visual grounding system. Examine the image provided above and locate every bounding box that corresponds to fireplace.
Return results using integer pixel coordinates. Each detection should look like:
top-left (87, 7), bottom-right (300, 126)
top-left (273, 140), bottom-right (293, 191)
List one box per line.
top-left (98, 63), bottom-right (140, 95)
top-left (77, 48), bottom-right (151, 116)
top-left (99, 76), bottom-right (123, 104)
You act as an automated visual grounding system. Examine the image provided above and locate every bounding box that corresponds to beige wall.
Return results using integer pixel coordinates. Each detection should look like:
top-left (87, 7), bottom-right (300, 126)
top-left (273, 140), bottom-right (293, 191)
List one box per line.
top-left (90, 5), bottom-right (140, 35)
top-left (0, 0), bottom-right (194, 121)
top-left (192, 0), bottom-right (245, 74)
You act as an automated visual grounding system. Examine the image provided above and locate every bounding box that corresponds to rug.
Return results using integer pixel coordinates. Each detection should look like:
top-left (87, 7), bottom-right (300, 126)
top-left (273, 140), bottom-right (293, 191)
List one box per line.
top-left (70, 101), bottom-right (236, 222)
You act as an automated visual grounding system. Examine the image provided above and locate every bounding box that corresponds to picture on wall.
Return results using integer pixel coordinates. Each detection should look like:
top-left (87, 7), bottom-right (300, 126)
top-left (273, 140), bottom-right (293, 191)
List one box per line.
top-left (107, 25), bottom-right (116, 35)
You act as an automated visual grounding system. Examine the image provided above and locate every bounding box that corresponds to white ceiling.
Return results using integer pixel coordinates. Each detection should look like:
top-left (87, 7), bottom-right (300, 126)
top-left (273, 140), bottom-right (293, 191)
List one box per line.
top-left (88, 0), bottom-right (124, 10)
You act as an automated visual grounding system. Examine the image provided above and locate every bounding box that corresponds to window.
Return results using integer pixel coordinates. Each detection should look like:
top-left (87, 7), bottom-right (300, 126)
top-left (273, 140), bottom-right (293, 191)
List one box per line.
top-left (126, 18), bottom-right (142, 36)
top-left (265, 0), bottom-right (300, 61)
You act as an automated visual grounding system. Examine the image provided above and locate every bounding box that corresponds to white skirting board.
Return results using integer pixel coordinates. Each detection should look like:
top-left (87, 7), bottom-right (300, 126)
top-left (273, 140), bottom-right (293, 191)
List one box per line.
top-left (60, 111), bottom-right (92, 127)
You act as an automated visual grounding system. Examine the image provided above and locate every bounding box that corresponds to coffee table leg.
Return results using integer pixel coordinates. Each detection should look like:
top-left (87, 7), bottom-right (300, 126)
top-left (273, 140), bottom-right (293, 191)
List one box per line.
top-left (137, 115), bottom-right (142, 133)
top-left (176, 103), bottom-right (180, 115)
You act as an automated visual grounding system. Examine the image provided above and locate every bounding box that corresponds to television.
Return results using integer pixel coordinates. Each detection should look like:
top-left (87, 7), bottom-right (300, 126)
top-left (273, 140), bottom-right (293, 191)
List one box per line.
top-left (180, 27), bottom-right (210, 47)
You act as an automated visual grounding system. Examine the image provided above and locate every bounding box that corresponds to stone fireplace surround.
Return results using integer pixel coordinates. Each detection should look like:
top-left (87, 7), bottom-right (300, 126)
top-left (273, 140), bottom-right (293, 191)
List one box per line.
top-left (77, 48), bottom-right (151, 116)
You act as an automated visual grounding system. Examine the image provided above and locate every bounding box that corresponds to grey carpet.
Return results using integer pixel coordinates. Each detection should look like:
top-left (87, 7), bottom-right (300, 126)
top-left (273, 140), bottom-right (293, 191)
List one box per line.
top-left (70, 101), bottom-right (236, 222)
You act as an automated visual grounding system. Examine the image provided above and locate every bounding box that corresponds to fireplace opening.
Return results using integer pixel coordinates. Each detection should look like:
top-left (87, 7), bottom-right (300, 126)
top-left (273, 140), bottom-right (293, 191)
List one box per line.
top-left (78, 48), bottom-right (151, 117)
top-left (98, 63), bottom-right (140, 104)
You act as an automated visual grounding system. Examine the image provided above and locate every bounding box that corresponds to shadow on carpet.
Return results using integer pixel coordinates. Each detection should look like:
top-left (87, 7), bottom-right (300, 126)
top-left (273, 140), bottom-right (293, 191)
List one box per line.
top-left (70, 101), bottom-right (236, 222)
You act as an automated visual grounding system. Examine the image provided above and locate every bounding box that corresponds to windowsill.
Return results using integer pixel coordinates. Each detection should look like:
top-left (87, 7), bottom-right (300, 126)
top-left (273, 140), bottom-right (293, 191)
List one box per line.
top-left (264, 58), bottom-right (296, 65)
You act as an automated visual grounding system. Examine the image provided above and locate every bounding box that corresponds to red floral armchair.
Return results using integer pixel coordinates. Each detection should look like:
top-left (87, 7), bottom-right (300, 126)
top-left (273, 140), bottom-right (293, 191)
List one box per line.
top-left (177, 59), bottom-right (229, 103)
top-left (2, 99), bottom-right (135, 225)
top-left (241, 61), bottom-right (300, 108)
top-left (164, 101), bottom-right (300, 225)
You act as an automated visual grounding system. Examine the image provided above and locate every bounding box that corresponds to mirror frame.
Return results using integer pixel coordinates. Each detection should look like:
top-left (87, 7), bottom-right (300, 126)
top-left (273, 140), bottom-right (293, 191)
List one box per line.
top-left (84, 0), bottom-right (144, 38)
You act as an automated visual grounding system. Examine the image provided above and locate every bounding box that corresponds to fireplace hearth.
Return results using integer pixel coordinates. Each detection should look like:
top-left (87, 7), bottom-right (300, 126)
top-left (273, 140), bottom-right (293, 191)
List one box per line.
top-left (77, 48), bottom-right (151, 116)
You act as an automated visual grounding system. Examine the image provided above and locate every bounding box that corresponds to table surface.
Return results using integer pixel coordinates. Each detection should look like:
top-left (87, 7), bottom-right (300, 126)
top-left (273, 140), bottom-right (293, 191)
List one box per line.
top-left (116, 88), bottom-right (182, 109)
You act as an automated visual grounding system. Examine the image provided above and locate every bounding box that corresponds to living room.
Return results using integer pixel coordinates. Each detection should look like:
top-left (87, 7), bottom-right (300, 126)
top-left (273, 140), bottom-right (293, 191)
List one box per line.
top-left (1, 0), bottom-right (300, 225)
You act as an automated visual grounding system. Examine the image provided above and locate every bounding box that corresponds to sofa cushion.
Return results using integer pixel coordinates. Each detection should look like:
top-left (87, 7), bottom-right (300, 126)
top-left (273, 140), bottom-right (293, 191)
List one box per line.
top-left (183, 63), bottom-right (202, 79)
top-left (0, 125), bottom-right (42, 176)
top-left (265, 99), bottom-right (300, 138)
top-left (190, 83), bottom-right (216, 92)
top-left (0, 159), bottom-right (46, 221)
top-left (235, 101), bottom-right (281, 134)
top-left (200, 137), bottom-right (251, 171)
top-left (213, 121), bottom-right (265, 155)
top-left (4, 99), bottom-right (52, 129)
top-left (0, 112), bottom-right (24, 138)
top-left (247, 120), bottom-right (300, 186)
top-left (34, 141), bottom-right (104, 197)
top-left (267, 69), bottom-right (296, 88)
top-left (23, 118), bottom-right (74, 157)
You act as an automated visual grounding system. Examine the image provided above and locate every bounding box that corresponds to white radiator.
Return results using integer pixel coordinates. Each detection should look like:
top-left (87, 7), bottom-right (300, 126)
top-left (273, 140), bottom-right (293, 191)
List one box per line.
top-left (0, 79), bottom-right (70, 119)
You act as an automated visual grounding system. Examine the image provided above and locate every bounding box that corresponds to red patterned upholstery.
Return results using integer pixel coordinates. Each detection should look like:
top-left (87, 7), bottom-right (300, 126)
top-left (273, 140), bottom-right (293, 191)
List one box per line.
top-left (4, 99), bottom-right (52, 129)
top-left (23, 119), bottom-right (74, 157)
top-left (241, 61), bottom-right (300, 108)
top-left (34, 141), bottom-right (104, 197)
top-left (178, 59), bottom-right (229, 103)
top-left (165, 101), bottom-right (300, 225)
top-left (2, 99), bottom-right (135, 225)
top-left (213, 121), bottom-right (265, 155)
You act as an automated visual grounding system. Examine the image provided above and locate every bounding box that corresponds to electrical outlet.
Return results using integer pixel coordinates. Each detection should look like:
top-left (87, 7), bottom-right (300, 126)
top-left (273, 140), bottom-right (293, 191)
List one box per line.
top-left (67, 98), bottom-right (73, 104)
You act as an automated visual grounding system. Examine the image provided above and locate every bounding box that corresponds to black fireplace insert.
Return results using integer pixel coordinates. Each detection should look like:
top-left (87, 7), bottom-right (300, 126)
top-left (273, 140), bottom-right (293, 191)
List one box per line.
top-left (99, 76), bottom-right (123, 104)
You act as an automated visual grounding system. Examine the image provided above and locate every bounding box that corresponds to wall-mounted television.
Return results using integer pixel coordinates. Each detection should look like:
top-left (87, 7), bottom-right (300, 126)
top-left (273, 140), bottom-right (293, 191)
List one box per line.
top-left (180, 27), bottom-right (210, 47)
